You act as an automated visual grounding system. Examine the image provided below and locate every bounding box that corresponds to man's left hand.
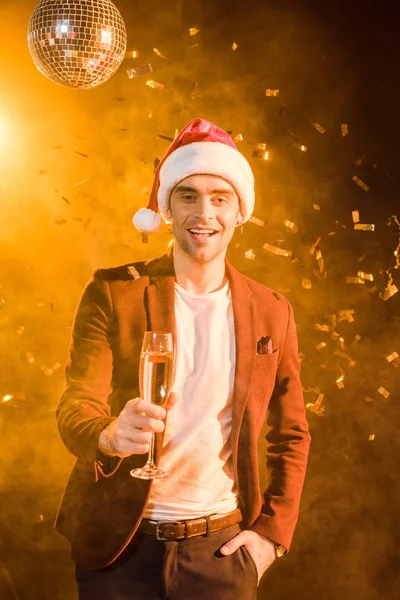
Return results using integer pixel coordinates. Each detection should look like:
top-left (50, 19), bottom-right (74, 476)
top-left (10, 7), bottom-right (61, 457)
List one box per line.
top-left (220, 530), bottom-right (276, 584)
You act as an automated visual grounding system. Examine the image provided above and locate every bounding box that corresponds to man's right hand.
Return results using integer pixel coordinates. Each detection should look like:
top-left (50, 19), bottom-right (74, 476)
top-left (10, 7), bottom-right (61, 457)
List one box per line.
top-left (98, 392), bottom-right (178, 458)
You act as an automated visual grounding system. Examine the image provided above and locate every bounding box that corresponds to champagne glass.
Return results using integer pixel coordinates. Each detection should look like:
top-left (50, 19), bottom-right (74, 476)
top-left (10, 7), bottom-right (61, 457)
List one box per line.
top-left (130, 331), bottom-right (174, 480)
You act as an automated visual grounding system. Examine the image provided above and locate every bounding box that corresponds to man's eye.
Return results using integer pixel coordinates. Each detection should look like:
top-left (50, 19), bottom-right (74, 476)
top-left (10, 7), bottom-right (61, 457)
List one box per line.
top-left (182, 195), bottom-right (194, 200)
top-left (215, 197), bottom-right (227, 203)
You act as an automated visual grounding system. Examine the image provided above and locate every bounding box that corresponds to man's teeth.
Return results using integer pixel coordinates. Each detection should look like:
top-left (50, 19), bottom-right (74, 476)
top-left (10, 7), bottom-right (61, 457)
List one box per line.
top-left (189, 229), bottom-right (215, 234)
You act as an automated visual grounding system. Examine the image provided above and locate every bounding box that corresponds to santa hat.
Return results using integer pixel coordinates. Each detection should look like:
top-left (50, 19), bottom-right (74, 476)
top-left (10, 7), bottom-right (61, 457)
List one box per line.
top-left (133, 118), bottom-right (255, 234)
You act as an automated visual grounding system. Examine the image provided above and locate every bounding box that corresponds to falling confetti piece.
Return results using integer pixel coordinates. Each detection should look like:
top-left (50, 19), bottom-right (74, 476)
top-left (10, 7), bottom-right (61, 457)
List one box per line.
top-left (314, 324), bottom-right (330, 332)
top-left (283, 219), bottom-right (298, 233)
top-left (302, 279), bottom-right (312, 289)
top-left (352, 175), bottom-right (370, 192)
top-left (316, 342), bottom-right (327, 352)
top-left (309, 237), bottom-right (321, 255)
top-left (232, 42), bottom-right (238, 51)
top-left (352, 334), bottom-right (361, 344)
top-left (311, 121), bottom-right (326, 134)
top-left (352, 210), bottom-right (360, 223)
top-left (377, 386), bottom-right (390, 399)
top-left (2, 394), bottom-right (13, 403)
top-left (251, 150), bottom-right (269, 159)
top-left (127, 64), bottom-right (153, 79)
top-left (153, 48), bottom-right (169, 60)
top-left (17, 325), bottom-right (24, 335)
top-left (245, 249), bottom-right (256, 260)
top-left (263, 243), bottom-right (292, 257)
top-left (189, 27), bottom-right (200, 36)
top-left (338, 309), bottom-right (355, 322)
top-left (25, 352), bottom-right (35, 364)
top-left (292, 143), bottom-right (307, 152)
top-left (125, 50), bottom-right (139, 58)
top-left (313, 204), bottom-right (321, 211)
top-left (306, 393), bottom-right (325, 416)
top-left (233, 133), bottom-right (243, 142)
top-left (146, 80), bottom-right (165, 90)
top-left (346, 276), bottom-right (365, 284)
top-left (341, 124), bottom-right (348, 136)
top-left (386, 351), bottom-right (399, 363)
top-left (74, 151), bottom-right (88, 158)
top-left (73, 177), bottom-right (90, 187)
top-left (336, 376), bottom-right (345, 389)
top-left (266, 89), bottom-right (280, 97)
top-left (248, 216), bottom-right (264, 227)
top-left (379, 284), bottom-right (398, 300)
top-left (369, 434), bottom-right (375, 441)
top-left (354, 223), bottom-right (375, 231)
top-left (357, 271), bottom-right (374, 281)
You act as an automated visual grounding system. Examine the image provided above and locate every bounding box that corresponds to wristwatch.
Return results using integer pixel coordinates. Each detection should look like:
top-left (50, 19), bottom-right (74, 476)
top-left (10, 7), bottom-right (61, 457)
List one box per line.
top-left (273, 542), bottom-right (287, 558)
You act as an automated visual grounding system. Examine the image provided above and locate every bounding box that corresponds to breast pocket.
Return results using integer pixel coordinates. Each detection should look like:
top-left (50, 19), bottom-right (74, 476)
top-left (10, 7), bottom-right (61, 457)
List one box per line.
top-left (255, 348), bottom-right (279, 368)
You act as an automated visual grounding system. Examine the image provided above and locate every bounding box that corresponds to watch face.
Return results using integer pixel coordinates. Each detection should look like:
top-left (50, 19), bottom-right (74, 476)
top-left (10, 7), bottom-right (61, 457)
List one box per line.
top-left (276, 545), bottom-right (286, 558)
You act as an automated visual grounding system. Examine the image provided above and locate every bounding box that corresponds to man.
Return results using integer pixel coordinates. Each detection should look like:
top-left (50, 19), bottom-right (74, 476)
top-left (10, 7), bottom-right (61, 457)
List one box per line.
top-left (55, 118), bottom-right (311, 600)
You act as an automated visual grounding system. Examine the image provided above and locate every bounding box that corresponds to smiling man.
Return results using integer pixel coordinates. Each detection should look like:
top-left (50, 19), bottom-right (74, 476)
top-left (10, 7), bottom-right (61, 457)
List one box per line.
top-left (55, 118), bottom-right (311, 600)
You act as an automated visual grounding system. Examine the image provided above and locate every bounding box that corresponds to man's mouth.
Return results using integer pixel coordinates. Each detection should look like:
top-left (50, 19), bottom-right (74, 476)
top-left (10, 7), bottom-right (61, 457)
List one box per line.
top-left (187, 228), bottom-right (218, 240)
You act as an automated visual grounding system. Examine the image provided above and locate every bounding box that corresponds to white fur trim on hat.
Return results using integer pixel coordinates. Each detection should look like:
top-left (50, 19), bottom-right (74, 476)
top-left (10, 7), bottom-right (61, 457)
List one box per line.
top-left (132, 207), bottom-right (163, 234)
top-left (157, 141), bottom-right (255, 222)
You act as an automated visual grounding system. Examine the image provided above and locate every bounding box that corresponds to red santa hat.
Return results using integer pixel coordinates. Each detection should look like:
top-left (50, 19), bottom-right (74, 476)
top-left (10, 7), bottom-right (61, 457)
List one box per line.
top-left (133, 118), bottom-right (255, 234)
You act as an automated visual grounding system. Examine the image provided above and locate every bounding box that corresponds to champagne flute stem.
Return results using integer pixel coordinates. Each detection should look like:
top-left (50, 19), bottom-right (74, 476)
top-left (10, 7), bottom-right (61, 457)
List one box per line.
top-left (146, 431), bottom-right (156, 468)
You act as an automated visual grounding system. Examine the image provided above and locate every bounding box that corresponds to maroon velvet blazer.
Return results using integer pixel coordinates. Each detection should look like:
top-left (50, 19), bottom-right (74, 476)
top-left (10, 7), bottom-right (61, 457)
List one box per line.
top-left (55, 247), bottom-right (311, 570)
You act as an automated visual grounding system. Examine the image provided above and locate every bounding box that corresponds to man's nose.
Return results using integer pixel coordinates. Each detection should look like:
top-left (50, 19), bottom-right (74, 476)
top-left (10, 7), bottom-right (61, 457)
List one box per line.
top-left (194, 197), bottom-right (215, 220)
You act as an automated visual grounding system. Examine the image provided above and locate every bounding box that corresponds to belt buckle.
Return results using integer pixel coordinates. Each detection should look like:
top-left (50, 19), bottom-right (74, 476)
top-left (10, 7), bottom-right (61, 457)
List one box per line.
top-left (156, 520), bottom-right (185, 541)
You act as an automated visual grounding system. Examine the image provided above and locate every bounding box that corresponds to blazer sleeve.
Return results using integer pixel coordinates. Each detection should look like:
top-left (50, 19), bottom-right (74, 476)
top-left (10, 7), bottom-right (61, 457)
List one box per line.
top-left (249, 299), bottom-right (311, 551)
top-left (56, 269), bottom-right (122, 474)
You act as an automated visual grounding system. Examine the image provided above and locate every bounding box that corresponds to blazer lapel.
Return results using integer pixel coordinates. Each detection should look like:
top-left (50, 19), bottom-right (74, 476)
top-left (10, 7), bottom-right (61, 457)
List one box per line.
top-left (225, 260), bottom-right (258, 481)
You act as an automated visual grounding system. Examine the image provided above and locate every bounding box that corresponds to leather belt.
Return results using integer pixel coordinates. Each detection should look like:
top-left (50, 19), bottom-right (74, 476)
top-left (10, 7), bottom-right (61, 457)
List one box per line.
top-left (138, 507), bottom-right (243, 541)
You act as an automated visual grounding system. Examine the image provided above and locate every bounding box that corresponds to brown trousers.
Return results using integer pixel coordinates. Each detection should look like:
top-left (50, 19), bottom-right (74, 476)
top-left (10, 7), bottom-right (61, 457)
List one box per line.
top-left (75, 523), bottom-right (258, 599)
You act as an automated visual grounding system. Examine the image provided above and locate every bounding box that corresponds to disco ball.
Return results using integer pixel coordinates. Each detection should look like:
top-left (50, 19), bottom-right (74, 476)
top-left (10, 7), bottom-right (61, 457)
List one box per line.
top-left (27, 0), bottom-right (127, 89)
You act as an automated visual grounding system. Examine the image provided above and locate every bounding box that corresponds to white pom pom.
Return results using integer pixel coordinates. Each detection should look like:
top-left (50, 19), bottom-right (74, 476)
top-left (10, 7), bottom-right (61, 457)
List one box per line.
top-left (132, 208), bottom-right (163, 233)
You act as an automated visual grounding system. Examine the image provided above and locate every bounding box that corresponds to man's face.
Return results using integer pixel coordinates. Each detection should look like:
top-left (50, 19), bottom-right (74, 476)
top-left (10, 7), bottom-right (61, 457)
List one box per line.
top-left (168, 174), bottom-right (241, 263)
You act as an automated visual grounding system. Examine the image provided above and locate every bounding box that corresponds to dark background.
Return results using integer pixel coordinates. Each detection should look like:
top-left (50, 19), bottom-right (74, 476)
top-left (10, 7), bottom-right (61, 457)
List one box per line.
top-left (0, 0), bottom-right (399, 598)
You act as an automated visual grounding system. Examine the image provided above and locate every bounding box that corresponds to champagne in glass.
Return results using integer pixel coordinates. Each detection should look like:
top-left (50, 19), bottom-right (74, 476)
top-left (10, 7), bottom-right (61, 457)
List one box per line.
top-left (130, 331), bottom-right (174, 480)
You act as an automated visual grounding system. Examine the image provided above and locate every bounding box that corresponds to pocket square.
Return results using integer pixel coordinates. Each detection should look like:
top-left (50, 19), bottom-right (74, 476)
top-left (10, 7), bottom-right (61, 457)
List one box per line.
top-left (257, 335), bottom-right (273, 355)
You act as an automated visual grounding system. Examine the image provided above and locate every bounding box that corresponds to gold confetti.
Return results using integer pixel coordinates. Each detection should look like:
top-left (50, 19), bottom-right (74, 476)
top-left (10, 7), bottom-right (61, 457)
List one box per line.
top-left (306, 393), bottom-right (325, 416)
top-left (283, 219), bottom-right (298, 233)
top-left (354, 223), bottom-right (375, 231)
top-left (379, 284), bottom-right (398, 301)
top-left (232, 42), bottom-right (238, 51)
top-left (314, 324), bottom-right (330, 332)
top-left (146, 80), bottom-right (165, 90)
top-left (311, 121), bottom-right (326, 134)
top-left (43, 362), bottom-right (62, 376)
top-left (233, 133), bottom-right (243, 142)
top-left (302, 279), bottom-right (312, 289)
top-left (377, 386), bottom-right (390, 399)
top-left (331, 331), bottom-right (340, 340)
top-left (245, 249), bottom-right (256, 260)
top-left (341, 124), bottom-right (348, 137)
top-left (266, 89), bottom-right (280, 97)
top-left (369, 434), bottom-right (375, 441)
top-left (316, 248), bottom-right (325, 273)
top-left (125, 50), bottom-right (139, 58)
top-left (338, 309), bottom-right (355, 323)
top-left (352, 334), bottom-right (361, 345)
top-left (17, 325), bottom-right (24, 335)
top-left (263, 243), bottom-right (292, 257)
top-left (334, 351), bottom-right (356, 365)
top-left (336, 375), bottom-right (345, 389)
top-left (346, 276), bottom-right (365, 284)
top-left (386, 351), bottom-right (399, 363)
top-left (25, 352), bottom-right (35, 364)
top-left (357, 271), bottom-right (374, 281)
top-left (352, 210), bottom-right (360, 223)
top-left (313, 204), bottom-right (321, 211)
top-left (189, 27), bottom-right (200, 36)
top-left (2, 394), bottom-right (13, 403)
top-left (364, 395), bottom-right (374, 403)
top-left (127, 64), bottom-right (153, 79)
top-left (251, 150), bottom-right (269, 159)
top-left (73, 177), bottom-right (90, 187)
top-left (153, 48), bottom-right (169, 60)
top-left (292, 143), bottom-right (307, 152)
top-left (352, 175), bottom-right (370, 192)
top-left (309, 237), bottom-right (321, 255)
top-left (249, 216), bottom-right (264, 227)
top-left (316, 342), bottom-right (327, 352)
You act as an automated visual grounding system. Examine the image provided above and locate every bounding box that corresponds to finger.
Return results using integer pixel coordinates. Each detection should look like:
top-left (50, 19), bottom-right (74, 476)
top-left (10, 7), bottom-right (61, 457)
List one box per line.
top-left (220, 532), bottom-right (247, 555)
top-left (132, 414), bottom-right (165, 433)
top-left (123, 429), bottom-right (152, 445)
top-left (164, 391), bottom-right (178, 411)
top-left (134, 399), bottom-right (167, 420)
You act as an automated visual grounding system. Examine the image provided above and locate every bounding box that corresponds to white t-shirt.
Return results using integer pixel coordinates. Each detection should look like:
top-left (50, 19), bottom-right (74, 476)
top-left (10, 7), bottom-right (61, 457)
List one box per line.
top-left (143, 280), bottom-right (239, 521)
